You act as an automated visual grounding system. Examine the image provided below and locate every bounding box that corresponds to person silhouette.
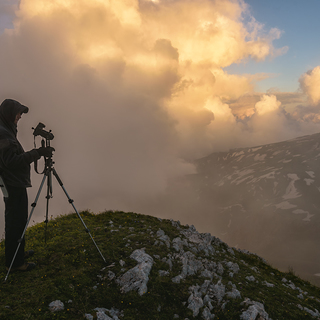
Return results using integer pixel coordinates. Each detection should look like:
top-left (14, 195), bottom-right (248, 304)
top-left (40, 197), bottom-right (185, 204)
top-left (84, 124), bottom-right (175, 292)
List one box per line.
top-left (0, 99), bottom-right (53, 271)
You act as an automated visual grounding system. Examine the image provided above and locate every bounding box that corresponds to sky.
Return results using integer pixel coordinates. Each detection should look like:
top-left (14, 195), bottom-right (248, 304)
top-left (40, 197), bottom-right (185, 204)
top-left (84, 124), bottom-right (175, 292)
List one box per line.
top-left (226, 0), bottom-right (320, 93)
top-left (1, 0), bottom-right (320, 234)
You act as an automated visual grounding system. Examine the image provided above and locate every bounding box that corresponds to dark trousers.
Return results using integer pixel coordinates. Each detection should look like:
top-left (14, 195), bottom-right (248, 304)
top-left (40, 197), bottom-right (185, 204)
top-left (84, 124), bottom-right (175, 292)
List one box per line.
top-left (4, 185), bottom-right (28, 268)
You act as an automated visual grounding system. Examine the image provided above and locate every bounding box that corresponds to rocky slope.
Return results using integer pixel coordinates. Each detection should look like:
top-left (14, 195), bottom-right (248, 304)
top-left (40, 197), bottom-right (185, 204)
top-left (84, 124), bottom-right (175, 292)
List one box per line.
top-left (187, 132), bottom-right (320, 285)
top-left (1, 211), bottom-right (319, 319)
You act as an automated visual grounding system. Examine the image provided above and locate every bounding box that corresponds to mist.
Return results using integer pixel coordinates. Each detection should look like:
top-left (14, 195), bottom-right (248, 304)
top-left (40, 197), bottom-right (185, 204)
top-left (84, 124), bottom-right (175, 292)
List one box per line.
top-left (1, 0), bottom-right (320, 246)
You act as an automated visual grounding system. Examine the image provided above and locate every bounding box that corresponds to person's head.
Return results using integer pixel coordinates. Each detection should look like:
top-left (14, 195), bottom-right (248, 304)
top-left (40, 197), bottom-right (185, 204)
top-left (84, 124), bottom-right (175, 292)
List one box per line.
top-left (0, 99), bottom-right (29, 135)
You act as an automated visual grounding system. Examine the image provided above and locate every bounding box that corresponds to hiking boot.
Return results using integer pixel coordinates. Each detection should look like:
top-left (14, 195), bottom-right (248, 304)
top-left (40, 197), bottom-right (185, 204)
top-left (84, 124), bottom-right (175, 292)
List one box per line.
top-left (24, 250), bottom-right (35, 259)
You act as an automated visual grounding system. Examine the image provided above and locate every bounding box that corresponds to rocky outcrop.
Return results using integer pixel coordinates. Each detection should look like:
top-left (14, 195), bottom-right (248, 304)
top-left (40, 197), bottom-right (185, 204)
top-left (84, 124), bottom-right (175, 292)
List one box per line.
top-left (116, 249), bottom-right (153, 296)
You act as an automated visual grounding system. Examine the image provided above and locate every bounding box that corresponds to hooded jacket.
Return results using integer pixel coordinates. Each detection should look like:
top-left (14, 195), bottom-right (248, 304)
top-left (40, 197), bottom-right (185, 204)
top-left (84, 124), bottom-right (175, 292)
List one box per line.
top-left (0, 99), bottom-right (40, 188)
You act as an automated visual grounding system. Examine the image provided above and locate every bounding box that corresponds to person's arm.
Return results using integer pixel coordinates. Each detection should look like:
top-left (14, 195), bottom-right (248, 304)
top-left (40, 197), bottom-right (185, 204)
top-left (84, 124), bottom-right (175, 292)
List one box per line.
top-left (0, 138), bottom-right (40, 169)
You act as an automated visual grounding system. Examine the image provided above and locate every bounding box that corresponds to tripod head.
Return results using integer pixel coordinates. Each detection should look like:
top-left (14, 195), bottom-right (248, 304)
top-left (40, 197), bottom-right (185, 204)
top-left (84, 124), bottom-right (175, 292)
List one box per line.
top-left (32, 122), bottom-right (55, 174)
top-left (33, 122), bottom-right (54, 141)
top-left (33, 122), bottom-right (54, 149)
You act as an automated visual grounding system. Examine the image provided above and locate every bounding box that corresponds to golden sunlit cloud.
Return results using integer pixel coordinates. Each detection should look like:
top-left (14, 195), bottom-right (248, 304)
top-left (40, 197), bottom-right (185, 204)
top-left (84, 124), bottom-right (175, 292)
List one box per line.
top-left (255, 94), bottom-right (281, 115)
top-left (0, 0), bottom-right (318, 210)
top-left (299, 66), bottom-right (320, 105)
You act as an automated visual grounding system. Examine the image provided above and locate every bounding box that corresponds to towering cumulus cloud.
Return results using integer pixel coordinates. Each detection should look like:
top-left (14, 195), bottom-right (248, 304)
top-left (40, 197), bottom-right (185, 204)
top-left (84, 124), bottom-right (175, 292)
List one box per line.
top-left (0, 0), bottom-right (317, 215)
top-left (299, 66), bottom-right (320, 105)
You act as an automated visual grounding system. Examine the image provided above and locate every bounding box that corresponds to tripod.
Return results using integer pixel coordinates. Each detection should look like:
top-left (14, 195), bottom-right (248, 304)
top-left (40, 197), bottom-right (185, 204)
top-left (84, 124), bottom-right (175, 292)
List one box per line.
top-left (4, 152), bottom-right (107, 282)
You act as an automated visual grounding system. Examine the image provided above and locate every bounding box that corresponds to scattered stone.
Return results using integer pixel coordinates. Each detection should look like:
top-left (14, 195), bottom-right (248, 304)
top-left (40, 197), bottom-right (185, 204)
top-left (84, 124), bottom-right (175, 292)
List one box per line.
top-left (172, 237), bottom-right (188, 252)
top-left (202, 306), bottom-right (215, 320)
top-left (94, 308), bottom-right (123, 320)
top-left (217, 263), bottom-right (224, 275)
top-left (211, 280), bottom-right (226, 304)
top-left (108, 271), bottom-right (116, 280)
top-left (157, 229), bottom-right (171, 248)
top-left (96, 311), bottom-right (113, 320)
top-left (251, 267), bottom-right (259, 273)
top-left (116, 249), bottom-right (154, 296)
top-left (187, 285), bottom-right (203, 317)
top-left (159, 270), bottom-right (170, 277)
top-left (201, 269), bottom-right (214, 279)
top-left (297, 305), bottom-right (320, 318)
top-left (262, 281), bottom-right (274, 288)
top-left (225, 261), bottom-right (240, 274)
top-left (226, 287), bottom-right (242, 299)
top-left (246, 276), bottom-right (255, 282)
top-left (172, 251), bottom-right (203, 283)
top-left (240, 299), bottom-right (269, 320)
top-left (48, 300), bottom-right (64, 312)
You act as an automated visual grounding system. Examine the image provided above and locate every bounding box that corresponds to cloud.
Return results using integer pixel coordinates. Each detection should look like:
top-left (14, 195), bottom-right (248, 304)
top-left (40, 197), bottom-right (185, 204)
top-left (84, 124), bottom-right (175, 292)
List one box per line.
top-left (255, 94), bottom-right (281, 115)
top-left (299, 66), bottom-right (320, 105)
top-left (0, 0), bottom-right (20, 33)
top-left (0, 0), bottom-right (317, 225)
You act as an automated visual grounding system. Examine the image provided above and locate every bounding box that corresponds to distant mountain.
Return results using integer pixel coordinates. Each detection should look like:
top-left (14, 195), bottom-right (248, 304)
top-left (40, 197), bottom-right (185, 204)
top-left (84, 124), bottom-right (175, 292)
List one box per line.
top-left (1, 211), bottom-right (320, 320)
top-left (188, 132), bottom-right (320, 286)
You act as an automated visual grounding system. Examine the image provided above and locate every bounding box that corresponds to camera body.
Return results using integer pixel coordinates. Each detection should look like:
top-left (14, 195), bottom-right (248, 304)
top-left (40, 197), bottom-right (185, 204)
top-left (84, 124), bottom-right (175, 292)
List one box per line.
top-left (33, 122), bottom-right (54, 141)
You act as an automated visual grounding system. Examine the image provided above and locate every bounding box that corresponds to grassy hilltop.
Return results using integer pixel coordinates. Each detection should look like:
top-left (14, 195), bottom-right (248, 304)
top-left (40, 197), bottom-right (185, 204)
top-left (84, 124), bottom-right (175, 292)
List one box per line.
top-left (0, 211), bottom-right (320, 320)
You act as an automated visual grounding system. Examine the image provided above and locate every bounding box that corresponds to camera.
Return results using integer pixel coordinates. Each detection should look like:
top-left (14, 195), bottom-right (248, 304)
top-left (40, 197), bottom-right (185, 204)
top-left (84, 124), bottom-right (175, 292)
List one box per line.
top-left (32, 122), bottom-right (54, 141)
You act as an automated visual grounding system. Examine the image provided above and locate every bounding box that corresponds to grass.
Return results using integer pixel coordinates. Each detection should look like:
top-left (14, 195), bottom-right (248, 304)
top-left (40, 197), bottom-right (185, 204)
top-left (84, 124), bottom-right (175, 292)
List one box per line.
top-left (0, 210), bottom-right (319, 319)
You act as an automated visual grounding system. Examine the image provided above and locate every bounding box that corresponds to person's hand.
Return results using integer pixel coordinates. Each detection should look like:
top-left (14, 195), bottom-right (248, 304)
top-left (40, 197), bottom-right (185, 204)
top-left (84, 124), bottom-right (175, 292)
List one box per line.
top-left (37, 146), bottom-right (55, 158)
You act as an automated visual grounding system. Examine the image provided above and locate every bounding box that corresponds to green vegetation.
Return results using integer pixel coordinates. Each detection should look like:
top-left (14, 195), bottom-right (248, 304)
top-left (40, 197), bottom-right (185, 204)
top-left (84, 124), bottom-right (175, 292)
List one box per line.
top-left (0, 210), bottom-right (319, 319)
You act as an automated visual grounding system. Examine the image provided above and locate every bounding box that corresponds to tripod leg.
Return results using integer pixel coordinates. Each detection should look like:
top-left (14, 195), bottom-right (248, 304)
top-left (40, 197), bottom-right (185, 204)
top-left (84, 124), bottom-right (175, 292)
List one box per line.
top-left (52, 168), bottom-right (107, 264)
top-left (45, 170), bottom-right (53, 243)
top-left (4, 174), bottom-right (47, 282)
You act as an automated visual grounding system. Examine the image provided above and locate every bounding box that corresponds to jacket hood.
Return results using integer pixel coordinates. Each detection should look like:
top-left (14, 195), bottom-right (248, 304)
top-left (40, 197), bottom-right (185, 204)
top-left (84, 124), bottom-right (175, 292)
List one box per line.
top-left (0, 99), bottom-right (29, 136)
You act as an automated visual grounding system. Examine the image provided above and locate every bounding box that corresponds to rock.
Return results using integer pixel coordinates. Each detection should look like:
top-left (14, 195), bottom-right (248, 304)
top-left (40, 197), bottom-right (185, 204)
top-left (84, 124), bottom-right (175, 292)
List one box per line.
top-left (217, 263), bottom-right (224, 275)
top-left (246, 276), bottom-right (256, 282)
top-left (116, 249), bottom-right (154, 296)
top-left (240, 299), bottom-right (269, 320)
top-left (187, 286), bottom-right (203, 317)
top-left (97, 312), bottom-right (113, 320)
top-left (202, 306), bottom-right (215, 320)
top-left (172, 251), bottom-right (203, 283)
top-left (85, 314), bottom-right (94, 320)
top-left (225, 261), bottom-right (240, 274)
top-left (94, 308), bottom-right (122, 320)
top-left (180, 227), bottom-right (215, 255)
top-left (156, 229), bottom-right (171, 248)
top-left (172, 237), bottom-right (188, 252)
top-left (108, 271), bottom-right (116, 280)
top-left (171, 219), bottom-right (181, 229)
top-left (48, 300), bottom-right (64, 312)
top-left (263, 281), bottom-right (274, 288)
top-left (201, 269), bottom-right (214, 279)
top-left (159, 270), bottom-right (170, 277)
top-left (226, 287), bottom-right (242, 299)
top-left (301, 306), bottom-right (320, 317)
top-left (211, 280), bottom-right (225, 304)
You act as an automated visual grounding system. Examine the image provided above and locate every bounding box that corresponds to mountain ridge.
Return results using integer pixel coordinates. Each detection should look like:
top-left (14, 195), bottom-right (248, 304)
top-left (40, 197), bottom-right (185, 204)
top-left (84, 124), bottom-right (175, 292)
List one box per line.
top-left (186, 131), bottom-right (320, 286)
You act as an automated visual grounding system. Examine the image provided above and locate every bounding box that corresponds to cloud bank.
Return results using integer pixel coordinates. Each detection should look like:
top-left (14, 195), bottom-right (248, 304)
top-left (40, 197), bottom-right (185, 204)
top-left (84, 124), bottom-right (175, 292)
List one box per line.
top-left (0, 0), bottom-right (320, 221)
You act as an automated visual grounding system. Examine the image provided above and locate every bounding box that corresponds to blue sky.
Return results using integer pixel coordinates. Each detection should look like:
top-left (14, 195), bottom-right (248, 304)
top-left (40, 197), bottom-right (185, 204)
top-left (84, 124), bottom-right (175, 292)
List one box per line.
top-left (226, 0), bottom-right (320, 92)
